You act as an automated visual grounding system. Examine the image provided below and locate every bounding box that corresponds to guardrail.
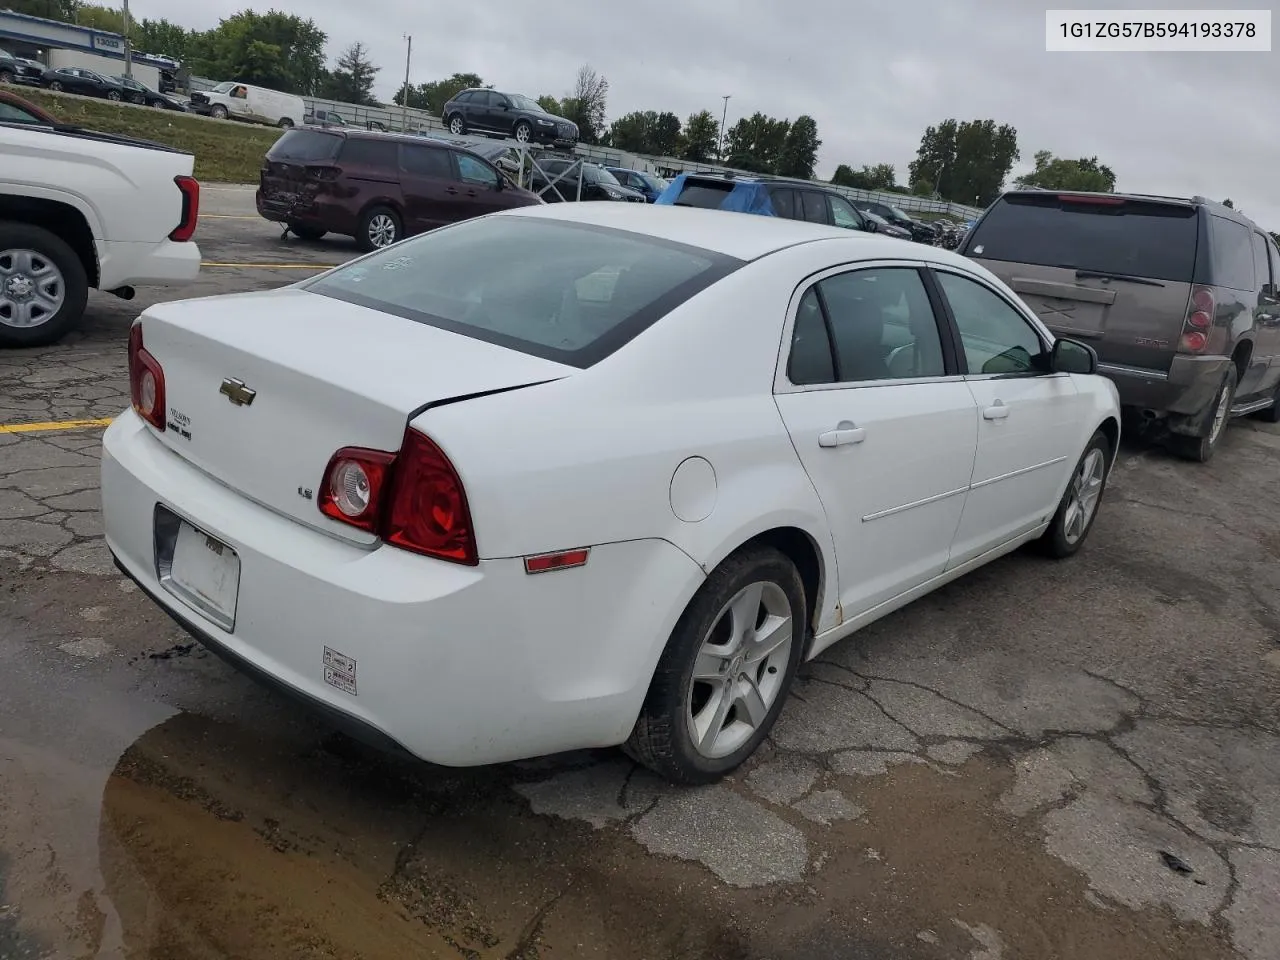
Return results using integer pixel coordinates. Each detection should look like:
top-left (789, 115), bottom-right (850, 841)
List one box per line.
top-left (189, 76), bottom-right (985, 221)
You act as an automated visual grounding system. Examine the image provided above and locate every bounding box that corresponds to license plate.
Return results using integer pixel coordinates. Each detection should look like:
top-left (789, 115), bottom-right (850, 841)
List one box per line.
top-left (166, 521), bottom-right (240, 630)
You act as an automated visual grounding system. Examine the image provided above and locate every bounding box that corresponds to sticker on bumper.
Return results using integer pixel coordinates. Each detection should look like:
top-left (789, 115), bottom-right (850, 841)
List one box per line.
top-left (323, 646), bottom-right (357, 696)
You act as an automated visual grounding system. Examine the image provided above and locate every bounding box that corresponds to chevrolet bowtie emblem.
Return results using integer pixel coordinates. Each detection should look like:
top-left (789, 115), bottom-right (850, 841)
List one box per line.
top-left (219, 378), bottom-right (257, 406)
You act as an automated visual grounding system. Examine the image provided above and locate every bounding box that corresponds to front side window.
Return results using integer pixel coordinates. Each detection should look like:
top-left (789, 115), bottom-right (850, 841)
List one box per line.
top-left (456, 153), bottom-right (498, 186)
top-left (936, 271), bottom-right (1046, 375)
top-left (828, 196), bottom-right (864, 230)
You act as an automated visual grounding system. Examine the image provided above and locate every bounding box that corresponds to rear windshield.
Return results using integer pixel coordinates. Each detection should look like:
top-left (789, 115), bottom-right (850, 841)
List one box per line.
top-left (302, 216), bottom-right (742, 367)
top-left (964, 194), bottom-right (1199, 283)
top-left (670, 181), bottom-right (735, 209)
top-left (268, 129), bottom-right (342, 162)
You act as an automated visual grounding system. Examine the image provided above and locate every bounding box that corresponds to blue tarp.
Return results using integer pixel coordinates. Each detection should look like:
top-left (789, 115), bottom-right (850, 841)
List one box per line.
top-left (654, 173), bottom-right (777, 217)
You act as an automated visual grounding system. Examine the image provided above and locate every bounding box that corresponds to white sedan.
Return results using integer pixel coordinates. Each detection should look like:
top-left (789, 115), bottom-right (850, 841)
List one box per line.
top-left (101, 202), bottom-right (1120, 784)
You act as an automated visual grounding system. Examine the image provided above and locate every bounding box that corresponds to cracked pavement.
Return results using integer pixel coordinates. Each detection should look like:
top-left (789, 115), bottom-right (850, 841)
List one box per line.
top-left (2, 185), bottom-right (1279, 959)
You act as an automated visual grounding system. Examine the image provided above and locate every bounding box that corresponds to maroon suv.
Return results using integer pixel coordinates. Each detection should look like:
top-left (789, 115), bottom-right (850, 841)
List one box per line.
top-left (256, 129), bottom-right (543, 251)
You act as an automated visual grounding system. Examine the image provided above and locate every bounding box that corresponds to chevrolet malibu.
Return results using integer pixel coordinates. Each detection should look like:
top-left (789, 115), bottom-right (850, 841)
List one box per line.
top-left (102, 204), bottom-right (1121, 784)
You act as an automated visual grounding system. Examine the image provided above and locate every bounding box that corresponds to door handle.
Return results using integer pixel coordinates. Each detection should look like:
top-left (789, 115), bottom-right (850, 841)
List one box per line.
top-left (466, 190), bottom-right (478, 197)
top-left (983, 400), bottom-right (1010, 420)
top-left (818, 421), bottom-right (867, 448)
top-left (445, 187), bottom-right (459, 195)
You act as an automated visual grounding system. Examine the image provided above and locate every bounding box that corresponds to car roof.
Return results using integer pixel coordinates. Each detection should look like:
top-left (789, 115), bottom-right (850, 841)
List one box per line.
top-left (491, 202), bottom-right (963, 263)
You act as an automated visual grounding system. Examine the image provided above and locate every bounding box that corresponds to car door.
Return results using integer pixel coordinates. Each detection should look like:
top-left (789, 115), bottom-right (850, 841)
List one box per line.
top-left (453, 152), bottom-right (512, 217)
top-left (398, 141), bottom-right (462, 230)
top-left (768, 187), bottom-right (800, 220)
top-left (773, 263), bottom-right (979, 619)
top-left (1263, 240), bottom-right (1280, 394)
top-left (932, 267), bottom-right (1086, 566)
top-left (1249, 231), bottom-right (1280, 394)
top-left (827, 195), bottom-right (871, 233)
top-left (467, 91), bottom-right (495, 131)
top-left (799, 190), bottom-right (830, 226)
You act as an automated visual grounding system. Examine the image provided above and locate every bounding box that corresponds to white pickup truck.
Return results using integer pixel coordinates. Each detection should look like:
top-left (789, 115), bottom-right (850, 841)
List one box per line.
top-left (0, 120), bottom-right (202, 347)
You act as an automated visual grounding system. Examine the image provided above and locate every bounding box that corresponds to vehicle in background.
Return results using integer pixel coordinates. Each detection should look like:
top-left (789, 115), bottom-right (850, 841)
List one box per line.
top-left (188, 81), bottom-right (303, 128)
top-left (528, 160), bottom-right (646, 203)
top-left (305, 108), bottom-right (349, 127)
top-left (656, 174), bottom-right (888, 237)
top-left (40, 66), bottom-right (127, 101)
top-left (101, 202), bottom-right (1119, 785)
top-left (963, 191), bottom-right (1280, 462)
top-left (0, 50), bottom-right (43, 86)
top-left (442, 88), bottom-right (578, 147)
top-left (606, 168), bottom-right (670, 203)
top-left (0, 89), bottom-right (58, 126)
top-left (460, 140), bottom-right (524, 179)
top-left (0, 122), bottom-right (200, 346)
top-left (861, 210), bottom-right (912, 240)
top-left (113, 75), bottom-right (186, 110)
top-left (256, 128), bottom-right (542, 251)
top-left (855, 200), bottom-right (936, 243)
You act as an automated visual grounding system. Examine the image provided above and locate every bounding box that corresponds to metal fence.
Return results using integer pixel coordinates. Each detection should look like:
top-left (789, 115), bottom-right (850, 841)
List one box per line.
top-left (189, 76), bottom-right (985, 220)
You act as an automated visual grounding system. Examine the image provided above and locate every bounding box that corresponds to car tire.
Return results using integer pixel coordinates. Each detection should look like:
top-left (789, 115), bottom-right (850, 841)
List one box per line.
top-left (1251, 381), bottom-right (1280, 423)
top-left (447, 114), bottom-right (466, 135)
top-left (357, 205), bottom-right (400, 252)
top-left (1169, 366), bottom-right (1236, 463)
top-left (625, 545), bottom-right (807, 785)
top-left (513, 120), bottom-right (532, 143)
top-left (210, 104), bottom-right (228, 120)
top-left (288, 224), bottom-right (327, 242)
top-left (1037, 429), bottom-right (1112, 559)
top-left (0, 70), bottom-right (14, 84)
top-left (106, 90), bottom-right (121, 101)
top-left (48, 81), bottom-right (63, 92)
top-left (149, 99), bottom-right (165, 109)
top-left (278, 117), bottom-right (294, 128)
top-left (0, 223), bottom-right (89, 348)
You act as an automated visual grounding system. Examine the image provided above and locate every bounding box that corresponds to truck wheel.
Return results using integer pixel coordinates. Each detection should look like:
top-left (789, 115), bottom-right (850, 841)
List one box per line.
top-left (278, 117), bottom-right (294, 128)
top-left (210, 104), bottom-right (228, 119)
top-left (1169, 366), bottom-right (1236, 463)
top-left (0, 224), bottom-right (89, 348)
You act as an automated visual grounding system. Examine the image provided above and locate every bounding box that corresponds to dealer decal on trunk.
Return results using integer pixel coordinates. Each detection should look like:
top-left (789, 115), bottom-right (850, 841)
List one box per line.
top-left (323, 646), bottom-right (357, 696)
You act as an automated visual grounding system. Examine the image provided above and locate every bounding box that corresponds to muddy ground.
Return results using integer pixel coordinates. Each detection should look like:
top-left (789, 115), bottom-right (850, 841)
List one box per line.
top-left (1, 185), bottom-right (1278, 960)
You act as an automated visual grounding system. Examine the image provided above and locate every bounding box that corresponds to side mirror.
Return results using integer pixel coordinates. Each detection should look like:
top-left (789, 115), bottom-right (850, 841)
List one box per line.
top-left (1051, 337), bottom-right (1097, 375)
top-left (494, 175), bottom-right (505, 191)
top-left (864, 220), bottom-right (878, 233)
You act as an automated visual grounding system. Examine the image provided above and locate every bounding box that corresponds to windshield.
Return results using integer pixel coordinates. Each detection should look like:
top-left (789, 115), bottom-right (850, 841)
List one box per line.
top-left (212, 81), bottom-right (236, 94)
top-left (864, 211), bottom-right (889, 225)
top-left (641, 173), bottom-right (669, 191)
top-left (587, 166), bottom-right (622, 187)
top-left (302, 216), bottom-right (741, 367)
top-left (509, 94), bottom-right (543, 113)
top-left (888, 206), bottom-right (911, 221)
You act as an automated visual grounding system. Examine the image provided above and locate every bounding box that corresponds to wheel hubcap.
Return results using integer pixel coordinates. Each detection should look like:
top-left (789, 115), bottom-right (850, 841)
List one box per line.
top-left (1210, 382), bottom-right (1232, 443)
top-left (686, 581), bottom-right (793, 759)
top-left (516, 126), bottom-right (529, 142)
top-left (450, 119), bottom-right (462, 133)
top-left (368, 215), bottom-right (396, 247)
top-left (0, 249), bottom-right (65, 329)
top-left (1062, 448), bottom-right (1105, 545)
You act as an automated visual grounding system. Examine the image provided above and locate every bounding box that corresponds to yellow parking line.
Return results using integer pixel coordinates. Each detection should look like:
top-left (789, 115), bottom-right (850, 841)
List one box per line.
top-left (0, 417), bottom-right (114, 434)
top-left (200, 261), bottom-right (336, 269)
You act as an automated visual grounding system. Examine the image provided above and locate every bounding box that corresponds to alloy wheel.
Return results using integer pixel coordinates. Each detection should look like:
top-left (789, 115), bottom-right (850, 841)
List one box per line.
top-left (1062, 448), bottom-right (1105, 545)
top-left (367, 214), bottom-right (397, 248)
top-left (0, 248), bottom-right (65, 329)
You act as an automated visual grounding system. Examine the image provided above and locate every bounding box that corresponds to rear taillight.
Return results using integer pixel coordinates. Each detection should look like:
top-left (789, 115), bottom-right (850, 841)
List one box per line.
top-left (1179, 285), bottom-right (1216, 353)
top-left (170, 175), bottom-right (200, 242)
top-left (127, 322), bottom-right (166, 431)
top-left (319, 428), bottom-right (478, 565)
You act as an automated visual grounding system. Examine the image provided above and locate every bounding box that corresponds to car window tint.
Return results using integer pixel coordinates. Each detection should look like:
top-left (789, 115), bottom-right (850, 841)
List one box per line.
top-left (801, 191), bottom-right (828, 224)
top-left (267, 129), bottom-right (343, 162)
top-left (787, 288), bottom-right (835, 385)
top-left (828, 196), bottom-right (863, 230)
top-left (936, 271), bottom-right (1046, 375)
top-left (770, 188), bottom-right (796, 219)
top-left (457, 153), bottom-right (498, 186)
top-left (401, 144), bottom-right (452, 178)
top-left (1269, 241), bottom-right (1280, 292)
top-left (817, 268), bottom-right (946, 383)
top-left (0, 102), bottom-right (42, 124)
top-left (338, 138), bottom-right (398, 169)
top-left (455, 90), bottom-right (475, 103)
top-left (1209, 216), bottom-right (1256, 291)
top-left (1252, 232), bottom-right (1272, 291)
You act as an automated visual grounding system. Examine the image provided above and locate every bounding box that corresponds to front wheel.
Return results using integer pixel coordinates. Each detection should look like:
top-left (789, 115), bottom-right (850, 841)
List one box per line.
top-left (0, 70), bottom-right (15, 84)
top-left (0, 224), bottom-right (90, 348)
top-left (357, 206), bottom-right (400, 252)
top-left (1037, 430), bottom-right (1111, 559)
top-left (278, 117), bottom-right (294, 128)
top-left (447, 114), bottom-right (466, 135)
top-left (625, 546), bottom-right (806, 784)
top-left (149, 99), bottom-right (165, 109)
top-left (47, 81), bottom-right (63, 92)
top-left (513, 120), bottom-right (531, 143)
top-left (106, 90), bottom-right (121, 101)
top-left (1168, 366), bottom-right (1236, 463)
top-left (210, 104), bottom-right (228, 120)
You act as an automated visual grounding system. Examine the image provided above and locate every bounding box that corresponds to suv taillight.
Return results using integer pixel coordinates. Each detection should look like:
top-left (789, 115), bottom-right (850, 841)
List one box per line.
top-left (128, 322), bottom-right (166, 431)
top-left (319, 429), bottom-right (478, 565)
top-left (170, 175), bottom-right (200, 242)
top-left (1179, 285), bottom-right (1215, 353)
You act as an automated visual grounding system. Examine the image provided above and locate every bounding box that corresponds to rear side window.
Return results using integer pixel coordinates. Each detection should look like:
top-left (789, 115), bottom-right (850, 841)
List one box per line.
top-left (671, 181), bottom-right (734, 209)
top-left (964, 194), bottom-right (1198, 284)
top-left (770, 188), bottom-right (797, 219)
top-left (1251, 232), bottom-right (1272, 292)
top-left (267, 129), bottom-right (342, 162)
top-left (302, 216), bottom-right (743, 368)
top-left (339, 138), bottom-right (398, 169)
top-left (401, 143), bottom-right (452, 178)
top-left (1209, 216), bottom-right (1256, 291)
top-left (801, 191), bottom-right (828, 224)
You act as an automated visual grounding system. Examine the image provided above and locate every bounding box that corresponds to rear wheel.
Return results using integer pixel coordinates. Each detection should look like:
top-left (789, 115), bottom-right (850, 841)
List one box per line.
top-left (357, 206), bottom-right (400, 252)
top-left (0, 224), bottom-right (89, 348)
top-left (47, 81), bottom-right (63, 92)
top-left (106, 89), bottom-right (121, 102)
top-left (1168, 367), bottom-right (1236, 463)
top-left (625, 546), bottom-right (806, 784)
top-left (149, 99), bottom-right (165, 109)
top-left (288, 224), bottom-right (327, 242)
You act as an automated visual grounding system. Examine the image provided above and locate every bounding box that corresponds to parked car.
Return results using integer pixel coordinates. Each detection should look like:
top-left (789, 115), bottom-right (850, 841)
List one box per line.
top-left (113, 75), bottom-right (186, 110)
top-left (188, 81), bottom-right (303, 128)
top-left (442, 88), bottom-right (578, 147)
top-left (962, 191), bottom-right (1280, 462)
top-left (256, 128), bottom-right (542, 251)
top-left (102, 203), bottom-right (1119, 784)
top-left (459, 140), bottom-right (524, 179)
top-left (606, 168), bottom-right (670, 203)
top-left (305, 108), bottom-right (349, 127)
top-left (41, 66), bottom-right (127, 101)
top-left (656, 174), bottom-right (891, 237)
top-left (861, 210), bottom-right (912, 240)
top-left (856, 200), bottom-right (937, 243)
top-left (528, 159), bottom-right (646, 203)
top-left (0, 89), bottom-right (58, 126)
top-left (0, 50), bottom-right (44, 86)
top-left (0, 121), bottom-right (200, 346)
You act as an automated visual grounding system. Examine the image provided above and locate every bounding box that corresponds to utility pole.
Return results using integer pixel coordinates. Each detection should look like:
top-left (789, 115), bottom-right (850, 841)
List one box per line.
top-left (401, 35), bottom-right (412, 132)
top-left (717, 95), bottom-right (731, 164)
top-left (122, 0), bottom-right (133, 77)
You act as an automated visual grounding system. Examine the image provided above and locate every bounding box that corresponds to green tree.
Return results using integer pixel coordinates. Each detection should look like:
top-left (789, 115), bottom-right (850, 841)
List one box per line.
top-left (776, 114), bottom-right (821, 179)
top-left (831, 163), bottom-right (897, 191)
top-left (134, 18), bottom-right (194, 59)
top-left (1015, 150), bottom-right (1116, 192)
top-left (187, 11), bottom-right (327, 95)
top-left (724, 112), bottom-right (790, 174)
top-left (909, 118), bottom-right (1019, 206)
top-left (6, 0), bottom-right (80, 20)
top-left (394, 72), bottom-right (486, 114)
top-left (682, 109), bottom-right (719, 163)
top-left (1222, 198), bottom-right (1234, 208)
top-left (649, 111), bottom-right (682, 157)
top-left (76, 3), bottom-right (123, 32)
top-left (536, 94), bottom-right (564, 115)
top-left (321, 41), bottom-right (379, 105)
top-left (606, 110), bottom-right (683, 156)
top-left (560, 64), bottom-right (609, 143)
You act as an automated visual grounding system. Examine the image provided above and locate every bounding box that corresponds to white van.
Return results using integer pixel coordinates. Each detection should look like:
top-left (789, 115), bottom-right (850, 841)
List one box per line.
top-left (190, 81), bottom-right (305, 129)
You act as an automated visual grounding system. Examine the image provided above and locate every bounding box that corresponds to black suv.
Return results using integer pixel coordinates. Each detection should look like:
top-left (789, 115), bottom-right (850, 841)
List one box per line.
top-left (856, 200), bottom-right (936, 243)
top-left (527, 159), bottom-right (646, 203)
top-left (0, 50), bottom-right (43, 86)
top-left (442, 89), bottom-right (578, 147)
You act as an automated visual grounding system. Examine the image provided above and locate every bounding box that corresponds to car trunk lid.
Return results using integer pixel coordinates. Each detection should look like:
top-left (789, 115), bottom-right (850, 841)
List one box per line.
top-left (259, 128), bottom-right (345, 218)
top-left (137, 287), bottom-right (572, 543)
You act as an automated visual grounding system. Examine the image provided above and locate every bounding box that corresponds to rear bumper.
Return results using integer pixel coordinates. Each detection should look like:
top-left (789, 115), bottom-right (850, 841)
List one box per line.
top-left (96, 238), bottom-right (201, 290)
top-left (101, 411), bottom-right (703, 767)
top-left (1096, 354), bottom-right (1231, 418)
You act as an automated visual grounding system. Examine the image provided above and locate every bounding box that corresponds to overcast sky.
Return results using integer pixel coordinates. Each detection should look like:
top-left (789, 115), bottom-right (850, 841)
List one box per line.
top-left (133, 0), bottom-right (1277, 226)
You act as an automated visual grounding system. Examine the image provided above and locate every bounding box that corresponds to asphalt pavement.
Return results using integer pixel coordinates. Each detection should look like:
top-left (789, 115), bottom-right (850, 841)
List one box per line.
top-left (1, 186), bottom-right (1278, 960)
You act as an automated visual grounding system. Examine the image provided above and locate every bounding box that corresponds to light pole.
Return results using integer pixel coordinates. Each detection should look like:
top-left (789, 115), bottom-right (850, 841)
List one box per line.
top-left (717, 94), bottom-right (731, 163)
top-left (122, 0), bottom-right (132, 77)
top-left (401, 35), bottom-right (412, 132)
